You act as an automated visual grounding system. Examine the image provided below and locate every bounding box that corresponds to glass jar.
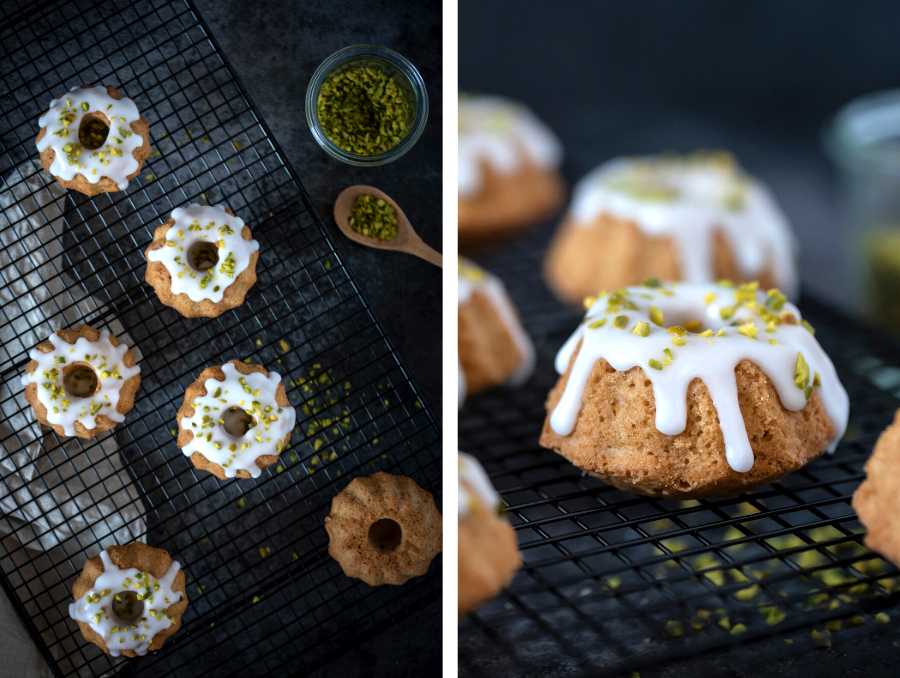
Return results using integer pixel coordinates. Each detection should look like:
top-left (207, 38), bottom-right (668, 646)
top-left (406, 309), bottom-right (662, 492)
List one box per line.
top-left (825, 89), bottom-right (900, 330)
top-left (305, 45), bottom-right (428, 167)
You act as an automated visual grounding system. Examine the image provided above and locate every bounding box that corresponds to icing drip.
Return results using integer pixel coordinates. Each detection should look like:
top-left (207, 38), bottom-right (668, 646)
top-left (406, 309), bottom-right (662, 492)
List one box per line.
top-left (568, 154), bottom-right (799, 299)
top-left (550, 282), bottom-right (848, 473)
top-left (21, 329), bottom-right (140, 436)
top-left (459, 452), bottom-right (501, 516)
top-left (69, 549), bottom-right (182, 657)
top-left (458, 95), bottom-right (562, 197)
top-left (180, 363), bottom-right (296, 478)
top-left (147, 204), bottom-right (259, 304)
top-left (36, 85), bottom-right (145, 189)
top-left (458, 257), bottom-right (535, 388)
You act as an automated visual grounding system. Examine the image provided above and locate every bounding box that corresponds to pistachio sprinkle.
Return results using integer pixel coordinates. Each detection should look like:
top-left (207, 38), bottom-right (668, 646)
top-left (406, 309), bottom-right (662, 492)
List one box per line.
top-left (349, 195), bottom-right (398, 240)
top-left (317, 67), bottom-right (410, 156)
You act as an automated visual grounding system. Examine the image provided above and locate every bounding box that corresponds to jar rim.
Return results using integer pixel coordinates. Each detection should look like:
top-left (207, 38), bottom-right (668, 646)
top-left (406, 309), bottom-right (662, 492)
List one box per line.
top-left (824, 88), bottom-right (900, 176)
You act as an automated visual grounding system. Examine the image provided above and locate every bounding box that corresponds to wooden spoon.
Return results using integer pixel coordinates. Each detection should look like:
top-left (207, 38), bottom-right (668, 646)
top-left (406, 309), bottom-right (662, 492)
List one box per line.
top-left (333, 185), bottom-right (442, 268)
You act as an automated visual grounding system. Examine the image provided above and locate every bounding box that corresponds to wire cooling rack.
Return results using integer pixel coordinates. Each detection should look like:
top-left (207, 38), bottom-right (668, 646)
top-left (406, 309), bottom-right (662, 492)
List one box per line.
top-left (0, 1), bottom-right (442, 676)
top-left (459, 223), bottom-right (900, 677)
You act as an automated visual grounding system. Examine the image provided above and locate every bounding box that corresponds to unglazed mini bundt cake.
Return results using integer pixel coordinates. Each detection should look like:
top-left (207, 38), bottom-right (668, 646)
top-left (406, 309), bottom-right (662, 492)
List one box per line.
top-left (22, 325), bottom-right (141, 439)
top-left (544, 152), bottom-right (798, 306)
top-left (458, 95), bottom-right (564, 246)
top-left (69, 542), bottom-right (187, 657)
top-left (458, 452), bottom-right (521, 616)
top-left (853, 410), bottom-right (900, 567)
top-left (36, 84), bottom-right (151, 196)
top-left (146, 203), bottom-right (259, 318)
top-left (540, 281), bottom-right (848, 498)
top-left (458, 257), bottom-right (535, 405)
top-left (176, 360), bottom-right (295, 479)
top-left (326, 472), bottom-right (442, 586)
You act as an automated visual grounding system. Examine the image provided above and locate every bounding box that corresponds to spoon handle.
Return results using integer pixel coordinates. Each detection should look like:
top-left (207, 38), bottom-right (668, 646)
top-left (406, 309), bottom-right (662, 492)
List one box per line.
top-left (406, 237), bottom-right (443, 268)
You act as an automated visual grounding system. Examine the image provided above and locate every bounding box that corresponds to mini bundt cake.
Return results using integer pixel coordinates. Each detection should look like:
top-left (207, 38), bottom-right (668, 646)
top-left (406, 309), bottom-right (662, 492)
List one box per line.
top-left (36, 84), bottom-right (151, 195)
top-left (458, 94), bottom-right (564, 246)
top-left (146, 203), bottom-right (259, 318)
top-left (540, 281), bottom-right (848, 498)
top-left (176, 360), bottom-right (295, 479)
top-left (544, 152), bottom-right (798, 306)
top-left (853, 410), bottom-right (900, 567)
top-left (69, 542), bottom-right (187, 657)
top-left (22, 325), bottom-right (141, 439)
top-left (326, 472), bottom-right (442, 586)
top-left (458, 452), bottom-right (521, 615)
top-left (458, 257), bottom-right (535, 405)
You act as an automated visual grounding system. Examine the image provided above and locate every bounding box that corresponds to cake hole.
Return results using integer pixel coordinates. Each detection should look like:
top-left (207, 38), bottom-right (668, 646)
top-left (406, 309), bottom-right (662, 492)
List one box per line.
top-left (62, 363), bottom-right (100, 398)
top-left (221, 406), bottom-right (255, 437)
top-left (368, 519), bottom-right (402, 553)
top-left (187, 241), bottom-right (219, 272)
top-left (111, 590), bottom-right (144, 625)
top-left (78, 114), bottom-right (110, 150)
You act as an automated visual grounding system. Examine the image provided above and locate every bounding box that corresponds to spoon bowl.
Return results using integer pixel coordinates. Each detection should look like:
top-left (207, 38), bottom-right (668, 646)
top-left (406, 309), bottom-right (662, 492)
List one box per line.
top-left (333, 185), bottom-right (442, 267)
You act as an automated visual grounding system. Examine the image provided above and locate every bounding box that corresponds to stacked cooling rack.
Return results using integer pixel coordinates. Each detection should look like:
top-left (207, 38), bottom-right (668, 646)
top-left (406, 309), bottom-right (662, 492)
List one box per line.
top-left (0, 0), bottom-right (441, 676)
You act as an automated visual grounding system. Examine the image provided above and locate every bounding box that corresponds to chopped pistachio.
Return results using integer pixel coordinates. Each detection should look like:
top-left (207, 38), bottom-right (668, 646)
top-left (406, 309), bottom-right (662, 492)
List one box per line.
top-left (649, 306), bottom-right (664, 326)
top-left (613, 315), bottom-right (628, 329)
top-left (795, 353), bottom-right (810, 390)
top-left (632, 321), bottom-right (650, 337)
top-left (648, 359), bottom-right (663, 371)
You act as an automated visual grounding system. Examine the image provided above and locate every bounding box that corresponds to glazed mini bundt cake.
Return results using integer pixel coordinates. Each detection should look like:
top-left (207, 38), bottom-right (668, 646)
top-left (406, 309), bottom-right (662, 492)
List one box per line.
top-left (325, 472), bottom-right (442, 586)
top-left (458, 94), bottom-right (564, 246)
top-left (544, 152), bottom-right (798, 306)
top-left (458, 257), bottom-right (535, 405)
top-left (458, 452), bottom-right (521, 615)
top-left (176, 360), bottom-right (295, 479)
top-left (540, 281), bottom-right (848, 498)
top-left (36, 84), bottom-right (151, 196)
top-left (69, 542), bottom-right (187, 657)
top-left (853, 410), bottom-right (900, 567)
top-left (146, 203), bottom-right (259, 318)
top-left (22, 325), bottom-right (141, 439)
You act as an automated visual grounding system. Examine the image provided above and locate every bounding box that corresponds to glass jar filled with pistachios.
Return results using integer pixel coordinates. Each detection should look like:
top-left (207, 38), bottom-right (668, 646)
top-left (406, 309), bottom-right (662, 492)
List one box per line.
top-left (306, 45), bottom-right (428, 166)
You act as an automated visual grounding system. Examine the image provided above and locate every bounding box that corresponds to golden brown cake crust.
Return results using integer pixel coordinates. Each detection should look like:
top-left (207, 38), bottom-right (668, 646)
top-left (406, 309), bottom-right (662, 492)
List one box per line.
top-left (458, 289), bottom-right (525, 397)
top-left (544, 214), bottom-right (780, 307)
top-left (325, 472), bottom-right (443, 586)
top-left (144, 206), bottom-right (259, 318)
top-left (540, 343), bottom-right (835, 498)
top-left (458, 500), bottom-right (521, 616)
top-left (853, 410), bottom-right (900, 567)
top-left (23, 325), bottom-right (140, 439)
top-left (458, 159), bottom-right (565, 248)
top-left (175, 360), bottom-right (290, 479)
top-left (71, 542), bottom-right (188, 658)
top-left (36, 84), bottom-right (151, 196)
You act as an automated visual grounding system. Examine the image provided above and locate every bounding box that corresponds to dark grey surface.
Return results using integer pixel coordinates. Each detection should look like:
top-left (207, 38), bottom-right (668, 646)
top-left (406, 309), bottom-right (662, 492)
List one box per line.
top-left (193, 1), bottom-right (442, 676)
top-left (198, 0), bottom-right (443, 421)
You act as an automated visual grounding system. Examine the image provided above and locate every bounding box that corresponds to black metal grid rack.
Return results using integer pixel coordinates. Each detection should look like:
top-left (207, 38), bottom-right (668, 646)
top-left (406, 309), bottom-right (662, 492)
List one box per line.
top-left (459, 223), bottom-right (900, 677)
top-left (0, 1), bottom-right (442, 676)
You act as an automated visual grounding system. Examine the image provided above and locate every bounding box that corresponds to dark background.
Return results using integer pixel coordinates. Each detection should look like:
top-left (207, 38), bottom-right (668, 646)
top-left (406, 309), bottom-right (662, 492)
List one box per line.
top-left (460, 2), bottom-right (900, 677)
top-left (195, 0), bottom-right (442, 676)
top-left (460, 0), bottom-right (900, 313)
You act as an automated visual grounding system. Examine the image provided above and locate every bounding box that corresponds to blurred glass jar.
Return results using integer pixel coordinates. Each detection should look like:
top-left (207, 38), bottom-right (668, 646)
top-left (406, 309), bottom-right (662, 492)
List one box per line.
top-left (826, 89), bottom-right (900, 331)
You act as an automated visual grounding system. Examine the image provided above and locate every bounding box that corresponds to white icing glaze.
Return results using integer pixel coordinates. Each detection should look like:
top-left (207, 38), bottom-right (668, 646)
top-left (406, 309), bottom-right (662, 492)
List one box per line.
top-left (458, 95), bottom-right (562, 197)
top-left (21, 329), bottom-right (140, 436)
top-left (459, 452), bottom-right (501, 516)
top-left (568, 154), bottom-right (799, 299)
top-left (147, 204), bottom-right (259, 304)
top-left (458, 257), bottom-right (535, 388)
top-left (181, 363), bottom-right (296, 478)
top-left (550, 282), bottom-right (848, 473)
top-left (69, 549), bottom-right (182, 657)
top-left (36, 85), bottom-right (145, 189)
